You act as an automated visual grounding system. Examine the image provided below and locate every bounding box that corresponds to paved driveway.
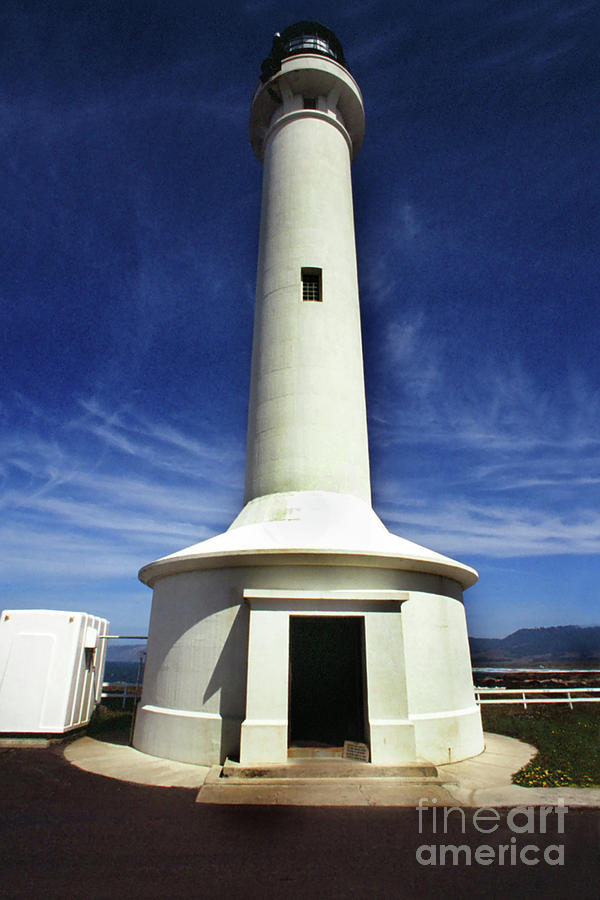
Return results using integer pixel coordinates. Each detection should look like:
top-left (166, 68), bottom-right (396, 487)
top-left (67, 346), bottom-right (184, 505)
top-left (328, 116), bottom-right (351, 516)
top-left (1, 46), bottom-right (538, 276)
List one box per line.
top-left (1, 747), bottom-right (599, 899)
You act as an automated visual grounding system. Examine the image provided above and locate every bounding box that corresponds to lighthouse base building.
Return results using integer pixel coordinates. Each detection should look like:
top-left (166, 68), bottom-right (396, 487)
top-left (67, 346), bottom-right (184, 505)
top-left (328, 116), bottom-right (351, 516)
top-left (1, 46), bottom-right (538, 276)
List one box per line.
top-left (134, 491), bottom-right (483, 767)
top-left (133, 23), bottom-right (484, 769)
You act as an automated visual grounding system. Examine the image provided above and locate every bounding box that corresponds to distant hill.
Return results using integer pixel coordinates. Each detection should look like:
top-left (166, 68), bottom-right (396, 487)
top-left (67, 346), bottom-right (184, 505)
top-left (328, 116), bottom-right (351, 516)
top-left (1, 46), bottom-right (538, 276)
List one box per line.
top-left (470, 626), bottom-right (600, 665)
top-left (105, 642), bottom-right (147, 662)
top-left (102, 627), bottom-right (600, 668)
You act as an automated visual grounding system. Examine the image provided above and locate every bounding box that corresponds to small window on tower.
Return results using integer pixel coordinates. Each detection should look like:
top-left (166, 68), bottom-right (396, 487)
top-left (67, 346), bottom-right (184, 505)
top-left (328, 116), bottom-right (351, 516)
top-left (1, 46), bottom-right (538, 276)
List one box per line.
top-left (302, 268), bottom-right (322, 302)
top-left (303, 97), bottom-right (317, 109)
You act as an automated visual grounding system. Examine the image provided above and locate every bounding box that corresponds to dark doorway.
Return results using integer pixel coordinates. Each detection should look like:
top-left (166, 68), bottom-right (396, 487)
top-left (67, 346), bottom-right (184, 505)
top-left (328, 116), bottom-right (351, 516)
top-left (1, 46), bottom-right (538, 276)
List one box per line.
top-left (288, 616), bottom-right (367, 747)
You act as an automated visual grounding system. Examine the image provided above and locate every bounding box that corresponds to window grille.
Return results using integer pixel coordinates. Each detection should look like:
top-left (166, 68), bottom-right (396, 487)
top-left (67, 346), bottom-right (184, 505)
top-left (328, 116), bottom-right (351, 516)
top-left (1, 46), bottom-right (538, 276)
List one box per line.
top-left (302, 268), bottom-right (322, 302)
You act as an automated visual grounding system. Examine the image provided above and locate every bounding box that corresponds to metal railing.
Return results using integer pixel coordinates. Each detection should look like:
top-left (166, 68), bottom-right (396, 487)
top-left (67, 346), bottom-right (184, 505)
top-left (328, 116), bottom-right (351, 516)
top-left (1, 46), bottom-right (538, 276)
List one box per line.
top-left (101, 646), bottom-right (147, 712)
top-left (101, 682), bottom-right (600, 712)
top-left (101, 682), bottom-right (142, 709)
top-left (474, 687), bottom-right (600, 710)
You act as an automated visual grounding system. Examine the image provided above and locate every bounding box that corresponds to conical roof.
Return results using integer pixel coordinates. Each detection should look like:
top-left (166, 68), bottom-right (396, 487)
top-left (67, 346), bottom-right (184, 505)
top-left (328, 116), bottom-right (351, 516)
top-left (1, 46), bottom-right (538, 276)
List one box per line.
top-left (139, 492), bottom-right (478, 589)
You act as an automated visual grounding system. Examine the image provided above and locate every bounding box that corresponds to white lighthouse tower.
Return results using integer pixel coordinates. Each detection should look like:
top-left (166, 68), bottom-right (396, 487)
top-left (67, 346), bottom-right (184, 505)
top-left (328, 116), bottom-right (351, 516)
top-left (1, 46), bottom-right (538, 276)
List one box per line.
top-left (133, 22), bottom-right (484, 768)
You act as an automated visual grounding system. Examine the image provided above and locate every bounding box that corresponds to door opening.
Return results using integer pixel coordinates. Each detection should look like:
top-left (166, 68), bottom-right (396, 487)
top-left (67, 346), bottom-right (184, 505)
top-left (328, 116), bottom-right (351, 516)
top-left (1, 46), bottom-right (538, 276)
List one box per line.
top-left (288, 615), bottom-right (367, 749)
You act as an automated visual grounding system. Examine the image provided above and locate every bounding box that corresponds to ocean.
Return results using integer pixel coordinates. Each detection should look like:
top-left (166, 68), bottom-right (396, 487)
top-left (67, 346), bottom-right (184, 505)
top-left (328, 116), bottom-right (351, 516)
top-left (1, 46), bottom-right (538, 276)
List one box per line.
top-left (103, 661), bottom-right (143, 683)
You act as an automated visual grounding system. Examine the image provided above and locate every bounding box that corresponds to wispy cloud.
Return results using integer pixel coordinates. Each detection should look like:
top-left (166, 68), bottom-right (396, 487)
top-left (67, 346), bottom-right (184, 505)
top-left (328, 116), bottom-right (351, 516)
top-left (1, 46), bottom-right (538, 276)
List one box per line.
top-left (383, 313), bottom-right (442, 401)
top-left (0, 524), bottom-right (154, 580)
top-left (2, 394), bottom-right (244, 583)
top-left (368, 295), bottom-right (600, 560)
top-left (379, 493), bottom-right (600, 559)
top-left (73, 397), bottom-right (244, 483)
top-left (373, 307), bottom-right (599, 451)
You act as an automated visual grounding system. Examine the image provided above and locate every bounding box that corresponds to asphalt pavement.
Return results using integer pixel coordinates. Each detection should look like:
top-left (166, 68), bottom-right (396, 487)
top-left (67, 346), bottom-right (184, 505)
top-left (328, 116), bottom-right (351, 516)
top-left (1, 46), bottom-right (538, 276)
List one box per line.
top-left (1, 735), bottom-right (599, 898)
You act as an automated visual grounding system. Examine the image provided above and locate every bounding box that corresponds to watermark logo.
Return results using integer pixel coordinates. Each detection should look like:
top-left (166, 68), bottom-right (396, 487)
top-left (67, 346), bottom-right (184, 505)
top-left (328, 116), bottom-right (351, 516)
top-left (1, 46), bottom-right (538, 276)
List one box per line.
top-left (415, 798), bottom-right (567, 866)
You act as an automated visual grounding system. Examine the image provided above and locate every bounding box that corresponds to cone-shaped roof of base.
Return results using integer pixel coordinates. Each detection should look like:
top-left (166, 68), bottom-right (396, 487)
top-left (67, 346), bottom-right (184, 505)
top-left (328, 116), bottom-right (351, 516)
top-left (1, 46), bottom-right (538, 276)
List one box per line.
top-left (139, 491), bottom-right (477, 588)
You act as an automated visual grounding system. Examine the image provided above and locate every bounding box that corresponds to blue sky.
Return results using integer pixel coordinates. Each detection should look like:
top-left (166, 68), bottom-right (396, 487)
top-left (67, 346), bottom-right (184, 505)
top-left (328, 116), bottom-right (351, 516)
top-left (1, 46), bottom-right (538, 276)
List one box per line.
top-left (2, 1), bottom-right (599, 639)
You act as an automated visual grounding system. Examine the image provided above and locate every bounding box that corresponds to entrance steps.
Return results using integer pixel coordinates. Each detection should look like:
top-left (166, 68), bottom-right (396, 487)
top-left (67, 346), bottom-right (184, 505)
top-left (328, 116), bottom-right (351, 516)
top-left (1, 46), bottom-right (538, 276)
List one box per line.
top-left (195, 758), bottom-right (450, 805)
top-left (221, 758), bottom-right (438, 780)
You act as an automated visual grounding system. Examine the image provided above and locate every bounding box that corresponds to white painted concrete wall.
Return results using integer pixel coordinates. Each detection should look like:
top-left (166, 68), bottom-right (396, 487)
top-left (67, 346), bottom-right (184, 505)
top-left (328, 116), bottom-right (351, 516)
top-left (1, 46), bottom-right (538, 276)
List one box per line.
top-left (244, 64), bottom-right (370, 504)
top-left (240, 608), bottom-right (290, 764)
top-left (402, 593), bottom-right (484, 762)
top-left (134, 564), bottom-right (482, 767)
top-left (133, 570), bottom-right (249, 765)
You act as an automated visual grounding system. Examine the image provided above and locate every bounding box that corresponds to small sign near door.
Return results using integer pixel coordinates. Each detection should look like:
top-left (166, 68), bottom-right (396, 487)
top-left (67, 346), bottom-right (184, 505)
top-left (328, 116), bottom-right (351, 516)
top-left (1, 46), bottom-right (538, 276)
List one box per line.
top-left (342, 740), bottom-right (369, 763)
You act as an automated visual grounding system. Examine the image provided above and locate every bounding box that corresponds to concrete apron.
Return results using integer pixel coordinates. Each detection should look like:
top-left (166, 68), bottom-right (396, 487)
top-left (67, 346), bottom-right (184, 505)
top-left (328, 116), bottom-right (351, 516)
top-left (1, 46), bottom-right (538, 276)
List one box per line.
top-left (63, 732), bottom-right (600, 807)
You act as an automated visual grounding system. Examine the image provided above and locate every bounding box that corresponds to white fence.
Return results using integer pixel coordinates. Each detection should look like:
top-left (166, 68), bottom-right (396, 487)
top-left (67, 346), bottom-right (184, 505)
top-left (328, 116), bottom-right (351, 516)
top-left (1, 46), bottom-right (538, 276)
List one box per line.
top-left (101, 683), bottom-right (142, 709)
top-left (100, 683), bottom-right (600, 712)
top-left (475, 687), bottom-right (600, 709)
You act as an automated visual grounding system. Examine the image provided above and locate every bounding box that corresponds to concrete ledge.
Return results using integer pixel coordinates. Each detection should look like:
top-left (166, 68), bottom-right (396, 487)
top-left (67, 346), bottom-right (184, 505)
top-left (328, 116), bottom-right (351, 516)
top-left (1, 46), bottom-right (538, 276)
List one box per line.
top-left (64, 736), bottom-right (210, 788)
top-left (1, 737), bottom-right (53, 749)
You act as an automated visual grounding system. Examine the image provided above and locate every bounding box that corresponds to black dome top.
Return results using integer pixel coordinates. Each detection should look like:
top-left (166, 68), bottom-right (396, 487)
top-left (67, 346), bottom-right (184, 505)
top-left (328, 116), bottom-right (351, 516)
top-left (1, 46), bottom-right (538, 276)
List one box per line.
top-left (260, 21), bottom-right (347, 83)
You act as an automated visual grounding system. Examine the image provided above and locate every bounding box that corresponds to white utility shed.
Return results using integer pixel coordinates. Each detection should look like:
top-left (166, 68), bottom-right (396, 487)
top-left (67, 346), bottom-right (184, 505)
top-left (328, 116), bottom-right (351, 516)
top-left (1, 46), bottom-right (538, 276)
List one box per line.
top-left (0, 609), bottom-right (109, 733)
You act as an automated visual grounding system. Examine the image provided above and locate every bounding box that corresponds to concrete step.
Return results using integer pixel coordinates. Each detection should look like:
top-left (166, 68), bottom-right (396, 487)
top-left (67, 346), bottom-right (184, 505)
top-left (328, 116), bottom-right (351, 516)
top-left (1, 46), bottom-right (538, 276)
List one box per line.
top-left (196, 765), bottom-right (452, 806)
top-left (221, 760), bottom-right (438, 780)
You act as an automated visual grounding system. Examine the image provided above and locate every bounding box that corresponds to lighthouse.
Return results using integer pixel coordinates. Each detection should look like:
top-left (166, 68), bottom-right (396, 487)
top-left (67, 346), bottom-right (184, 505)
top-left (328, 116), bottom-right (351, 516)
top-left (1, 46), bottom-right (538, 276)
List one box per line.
top-left (133, 22), bottom-right (484, 768)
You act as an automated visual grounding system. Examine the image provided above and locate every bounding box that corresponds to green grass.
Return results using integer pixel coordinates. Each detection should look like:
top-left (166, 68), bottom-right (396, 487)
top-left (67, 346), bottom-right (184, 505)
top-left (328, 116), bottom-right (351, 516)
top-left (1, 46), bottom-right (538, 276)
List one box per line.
top-left (481, 704), bottom-right (600, 787)
top-left (86, 701), bottom-right (133, 738)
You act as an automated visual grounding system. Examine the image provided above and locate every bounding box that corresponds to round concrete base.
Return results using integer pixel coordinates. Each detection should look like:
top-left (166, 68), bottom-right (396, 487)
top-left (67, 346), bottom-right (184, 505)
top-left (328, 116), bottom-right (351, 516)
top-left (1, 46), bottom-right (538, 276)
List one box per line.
top-left (133, 556), bottom-right (484, 768)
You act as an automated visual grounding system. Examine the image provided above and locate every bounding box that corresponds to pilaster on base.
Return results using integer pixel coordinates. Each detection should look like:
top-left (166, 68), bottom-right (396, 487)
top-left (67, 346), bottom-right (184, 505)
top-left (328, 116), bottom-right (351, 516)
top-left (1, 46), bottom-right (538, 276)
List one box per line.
top-left (368, 719), bottom-right (416, 765)
top-left (240, 719), bottom-right (288, 765)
